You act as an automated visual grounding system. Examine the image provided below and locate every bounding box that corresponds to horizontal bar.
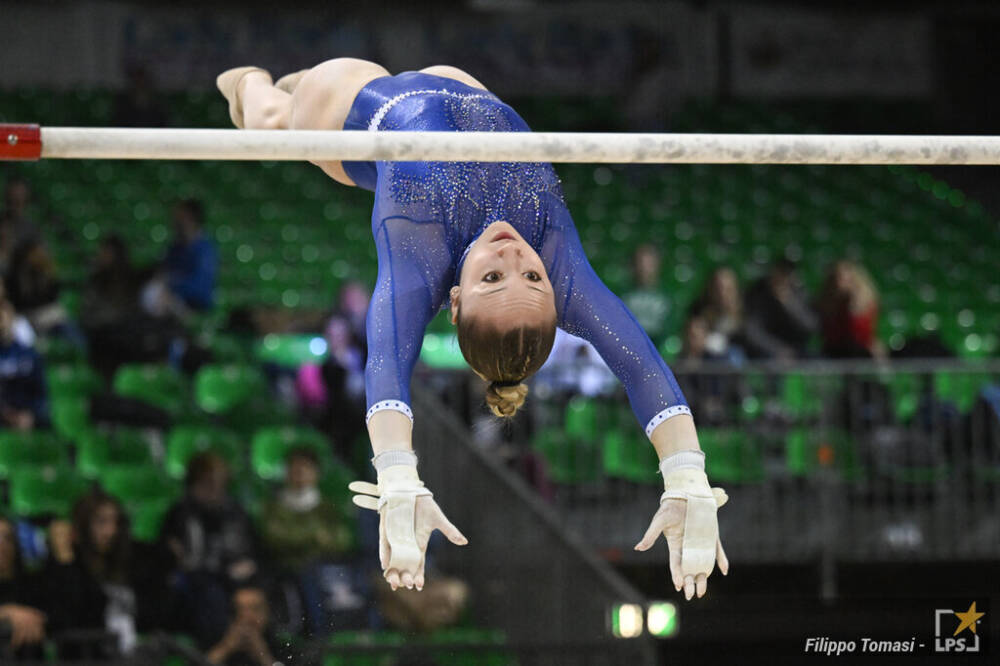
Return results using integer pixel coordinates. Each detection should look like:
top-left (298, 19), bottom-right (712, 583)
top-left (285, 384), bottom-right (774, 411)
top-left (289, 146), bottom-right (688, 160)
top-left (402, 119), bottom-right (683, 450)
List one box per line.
top-left (29, 127), bottom-right (1000, 164)
top-left (0, 123), bottom-right (42, 160)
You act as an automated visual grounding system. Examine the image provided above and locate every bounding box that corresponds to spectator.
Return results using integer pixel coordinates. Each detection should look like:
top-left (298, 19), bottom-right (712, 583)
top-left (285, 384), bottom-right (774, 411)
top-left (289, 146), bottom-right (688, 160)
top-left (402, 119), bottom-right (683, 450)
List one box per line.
top-left (0, 517), bottom-right (46, 661)
top-left (5, 239), bottom-right (73, 339)
top-left (145, 200), bottom-right (217, 315)
top-left (0, 301), bottom-right (48, 430)
top-left (818, 260), bottom-right (885, 359)
top-left (622, 244), bottom-right (671, 344)
top-left (161, 452), bottom-right (258, 647)
top-left (258, 447), bottom-right (364, 636)
top-left (1, 178), bottom-right (38, 251)
top-left (743, 259), bottom-right (818, 359)
top-left (689, 267), bottom-right (745, 362)
top-left (0, 279), bottom-right (36, 348)
top-left (81, 235), bottom-right (188, 377)
top-left (675, 314), bottom-right (746, 424)
top-left (112, 65), bottom-right (167, 128)
top-left (258, 448), bottom-right (354, 573)
top-left (206, 585), bottom-right (278, 666)
top-left (336, 281), bottom-right (370, 362)
top-left (319, 317), bottom-right (367, 455)
top-left (43, 491), bottom-right (158, 657)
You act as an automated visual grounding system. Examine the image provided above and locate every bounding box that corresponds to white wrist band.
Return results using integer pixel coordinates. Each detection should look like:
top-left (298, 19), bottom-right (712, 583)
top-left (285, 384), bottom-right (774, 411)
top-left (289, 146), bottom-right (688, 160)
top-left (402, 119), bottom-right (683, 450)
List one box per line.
top-left (658, 449), bottom-right (706, 476)
top-left (372, 449), bottom-right (418, 471)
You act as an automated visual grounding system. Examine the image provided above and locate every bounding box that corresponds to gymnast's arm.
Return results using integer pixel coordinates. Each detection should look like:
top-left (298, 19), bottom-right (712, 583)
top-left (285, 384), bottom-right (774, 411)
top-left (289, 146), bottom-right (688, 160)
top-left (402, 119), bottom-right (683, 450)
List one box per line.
top-left (541, 201), bottom-right (700, 456)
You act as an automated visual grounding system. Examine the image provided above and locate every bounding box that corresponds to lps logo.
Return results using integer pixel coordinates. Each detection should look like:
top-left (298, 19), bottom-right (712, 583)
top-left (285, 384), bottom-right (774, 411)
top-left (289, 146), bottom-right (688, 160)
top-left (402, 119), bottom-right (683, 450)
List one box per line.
top-left (935, 602), bottom-right (985, 653)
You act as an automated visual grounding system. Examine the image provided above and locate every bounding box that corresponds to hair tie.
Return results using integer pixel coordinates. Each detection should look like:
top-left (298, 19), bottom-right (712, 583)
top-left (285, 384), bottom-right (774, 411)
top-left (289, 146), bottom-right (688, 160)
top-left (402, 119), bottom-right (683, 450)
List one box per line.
top-left (492, 379), bottom-right (522, 388)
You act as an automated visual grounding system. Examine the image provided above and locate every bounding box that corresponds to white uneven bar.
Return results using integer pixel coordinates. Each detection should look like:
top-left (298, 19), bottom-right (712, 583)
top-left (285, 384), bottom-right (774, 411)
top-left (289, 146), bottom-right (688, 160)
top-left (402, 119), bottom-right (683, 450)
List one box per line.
top-left (38, 128), bottom-right (1000, 164)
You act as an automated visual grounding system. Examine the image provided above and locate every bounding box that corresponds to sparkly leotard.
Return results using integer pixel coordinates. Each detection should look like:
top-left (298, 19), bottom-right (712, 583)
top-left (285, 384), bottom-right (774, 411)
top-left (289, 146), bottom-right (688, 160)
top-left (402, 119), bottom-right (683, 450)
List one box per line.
top-left (344, 72), bottom-right (690, 439)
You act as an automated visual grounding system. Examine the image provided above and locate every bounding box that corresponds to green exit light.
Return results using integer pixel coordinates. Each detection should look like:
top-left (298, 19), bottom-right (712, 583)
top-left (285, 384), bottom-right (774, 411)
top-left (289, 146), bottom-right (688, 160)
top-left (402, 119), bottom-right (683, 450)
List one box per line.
top-left (647, 601), bottom-right (678, 638)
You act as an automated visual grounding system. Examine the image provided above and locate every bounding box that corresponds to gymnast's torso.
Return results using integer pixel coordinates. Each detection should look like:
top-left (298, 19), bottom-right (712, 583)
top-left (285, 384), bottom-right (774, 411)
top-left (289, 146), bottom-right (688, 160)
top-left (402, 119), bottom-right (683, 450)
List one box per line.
top-left (351, 72), bottom-right (690, 436)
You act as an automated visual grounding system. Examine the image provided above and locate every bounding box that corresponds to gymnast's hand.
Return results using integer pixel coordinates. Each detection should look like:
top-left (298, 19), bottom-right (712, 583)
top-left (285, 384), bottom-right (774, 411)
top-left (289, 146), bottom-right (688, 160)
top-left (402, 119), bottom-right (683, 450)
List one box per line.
top-left (350, 463), bottom-right (467, 591)
top-left (633, 450), bottom-right (729, 600)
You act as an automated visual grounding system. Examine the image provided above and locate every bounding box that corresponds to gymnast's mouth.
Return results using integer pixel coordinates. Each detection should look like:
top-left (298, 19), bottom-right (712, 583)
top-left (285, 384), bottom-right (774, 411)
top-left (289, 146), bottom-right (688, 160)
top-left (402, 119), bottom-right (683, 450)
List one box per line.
top-left (491, 231), bottom-right (516, 242)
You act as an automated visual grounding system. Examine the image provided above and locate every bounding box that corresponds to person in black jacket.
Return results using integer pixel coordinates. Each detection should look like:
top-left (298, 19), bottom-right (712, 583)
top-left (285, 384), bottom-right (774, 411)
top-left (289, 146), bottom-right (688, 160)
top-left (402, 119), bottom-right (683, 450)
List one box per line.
top-left (161, 452), bottom-right (259, 648)
top-left (0, 516), bottom-right (46, 661)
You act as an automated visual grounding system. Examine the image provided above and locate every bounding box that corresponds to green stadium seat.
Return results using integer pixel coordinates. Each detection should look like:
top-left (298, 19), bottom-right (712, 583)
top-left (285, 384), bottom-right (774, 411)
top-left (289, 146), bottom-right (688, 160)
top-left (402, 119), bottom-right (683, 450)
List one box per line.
top-left (933, 371), bottom-right (990, 412)
top-left (564, 397), bottom-right (601, 440)
top-left (428, 628), bottom-right (512, 666)
top-left (9, 466), bottom-right (89, 518)
top-left (46, 363), bottom-right (104, 399)
top-left (113, 364), bottom-right (188, 415)
top-left (0, 431), bottom-right (68, 478)
top-left (165, 425), bottom-right (243, 479)
top-left (532, 428), bottom-right (600, 484)
top-left (250, 426), bottom-right (332, 481)
top-left (698, 429), bottom-right (764, 483)
top-left (50, 395), bottom-right (91, 440)
top-left (130, 499), bottom-right (173, 542)
top-left (76, 429), bottom-right (155, 479)
top-left (325, 631), bottom-right (406, 666)
top-left (785, 428), bottom-right (862, 481)
top-left (255, 334), bottom-right (329, 367)
top-left (99, 465), bottom-right (180, 505)
top-left (194, 364), bottom-right (267, 413)
top-left (602, 428), bottom-right (658, 483)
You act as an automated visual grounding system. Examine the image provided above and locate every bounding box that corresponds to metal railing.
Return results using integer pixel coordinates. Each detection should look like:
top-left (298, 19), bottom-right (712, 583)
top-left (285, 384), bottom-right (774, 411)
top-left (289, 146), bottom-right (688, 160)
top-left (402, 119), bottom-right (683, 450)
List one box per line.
top-left (509, 359), bottom-right (1000, 576)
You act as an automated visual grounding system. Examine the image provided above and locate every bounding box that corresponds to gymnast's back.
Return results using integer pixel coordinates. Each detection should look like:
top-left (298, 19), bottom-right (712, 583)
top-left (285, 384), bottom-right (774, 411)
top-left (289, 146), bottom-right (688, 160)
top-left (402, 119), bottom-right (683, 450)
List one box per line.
top-left (353, 72), bottom-right (689, 435)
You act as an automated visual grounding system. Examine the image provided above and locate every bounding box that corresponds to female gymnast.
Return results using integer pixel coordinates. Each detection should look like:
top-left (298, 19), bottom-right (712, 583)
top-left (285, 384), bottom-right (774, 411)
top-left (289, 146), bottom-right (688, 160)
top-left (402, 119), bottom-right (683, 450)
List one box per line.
top-left (216, 59), bottom-right (729, 600)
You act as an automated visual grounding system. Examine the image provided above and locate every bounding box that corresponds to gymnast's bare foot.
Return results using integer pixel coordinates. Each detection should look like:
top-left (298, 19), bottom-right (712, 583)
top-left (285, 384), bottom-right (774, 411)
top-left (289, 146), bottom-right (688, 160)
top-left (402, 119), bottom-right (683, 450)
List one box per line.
top-left (216, 66), bottom-right (271, 128)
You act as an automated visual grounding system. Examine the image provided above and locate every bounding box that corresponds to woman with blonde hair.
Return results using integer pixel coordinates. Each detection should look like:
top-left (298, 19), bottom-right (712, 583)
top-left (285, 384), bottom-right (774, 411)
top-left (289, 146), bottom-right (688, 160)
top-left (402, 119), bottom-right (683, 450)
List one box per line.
top-left (216, 59), bottom-right (728, 600)
top-left (818, 260), bottom-right (884, 358)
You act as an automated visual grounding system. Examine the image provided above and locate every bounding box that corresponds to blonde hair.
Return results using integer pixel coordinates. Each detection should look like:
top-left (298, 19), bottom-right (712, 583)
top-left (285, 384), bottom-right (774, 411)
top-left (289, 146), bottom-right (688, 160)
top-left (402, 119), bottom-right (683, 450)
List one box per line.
top-left (455, 313), bottom-right (555, 419)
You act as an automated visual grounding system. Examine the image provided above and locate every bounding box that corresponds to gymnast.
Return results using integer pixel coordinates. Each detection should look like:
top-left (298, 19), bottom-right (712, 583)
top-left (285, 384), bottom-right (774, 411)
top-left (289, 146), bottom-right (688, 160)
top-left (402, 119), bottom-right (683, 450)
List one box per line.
top-left (216, 59), bottom-right (729, 600)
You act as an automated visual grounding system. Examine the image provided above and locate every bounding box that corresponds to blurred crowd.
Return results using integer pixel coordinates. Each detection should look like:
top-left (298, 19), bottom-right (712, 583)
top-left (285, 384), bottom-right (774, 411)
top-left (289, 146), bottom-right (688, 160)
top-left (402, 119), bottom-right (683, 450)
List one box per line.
top-left (0, 175), bottom-right (469, 663)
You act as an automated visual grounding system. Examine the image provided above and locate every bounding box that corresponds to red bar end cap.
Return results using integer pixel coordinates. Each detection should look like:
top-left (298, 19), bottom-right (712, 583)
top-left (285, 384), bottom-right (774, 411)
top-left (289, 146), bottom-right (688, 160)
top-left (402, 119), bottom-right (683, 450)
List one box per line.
top-left (0, 124), bottom-right (41, 161)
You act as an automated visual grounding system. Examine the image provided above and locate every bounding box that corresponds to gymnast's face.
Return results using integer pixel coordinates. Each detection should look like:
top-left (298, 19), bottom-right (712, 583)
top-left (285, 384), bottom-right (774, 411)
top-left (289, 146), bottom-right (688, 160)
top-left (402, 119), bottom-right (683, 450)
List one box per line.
top-left (451, 221), bottom-right (556, 330)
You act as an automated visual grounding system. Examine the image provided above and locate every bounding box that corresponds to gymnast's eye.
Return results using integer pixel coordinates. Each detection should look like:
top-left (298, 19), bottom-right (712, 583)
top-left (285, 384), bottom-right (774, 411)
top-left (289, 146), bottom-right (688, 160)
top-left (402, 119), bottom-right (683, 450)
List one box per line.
top-left (483, 271), bottom-right (502, 282)
top-left (524, 271), bottom-right (541, 282)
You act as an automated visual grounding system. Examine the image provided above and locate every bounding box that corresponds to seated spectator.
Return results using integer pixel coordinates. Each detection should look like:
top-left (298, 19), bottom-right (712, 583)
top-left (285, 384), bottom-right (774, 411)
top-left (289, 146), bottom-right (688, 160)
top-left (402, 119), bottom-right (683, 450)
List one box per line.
top-left (112, 65), bottom-right (167, 128)
top-left (258, 447), bottom-right (354, 572)
top-left (161, 452), bottom-right (258, 647)
top-left (258, 448), bottom-right (365, 636)
top-left (688, 267), bottom-right (745, 362)
top-left (0, 279), bottom-right (36, 348)
top-left (675, 314), bottom-right (745, 424)
top-left (319, 317), bottom-right (367, 455)
top-left (81, 235), bottom-right (187, 377)
top-left (377, 574), bottom-right (469, 634)
top-left (0, 517), bottom-right (46, 661)
top-left (1, 178), bottom-right (38, 252)
top-left (5, 239), bottom-right (74, 340)
top-left (818, 260), bottom-right (885, 359)
top-left (622, 243), bottom-right (671, 344)
top-left (206, 585), bottom-right (279, 666)
top-left (43, 491), bottom-right (160, 658)
top-left (743, 259), bottom-right (817, 359)
top-left (0, 301), bottom-right (48, 430)
top-left (161, 199), bottom-right (218, 312)
top-left (335, 281), bottom-right (370, 362)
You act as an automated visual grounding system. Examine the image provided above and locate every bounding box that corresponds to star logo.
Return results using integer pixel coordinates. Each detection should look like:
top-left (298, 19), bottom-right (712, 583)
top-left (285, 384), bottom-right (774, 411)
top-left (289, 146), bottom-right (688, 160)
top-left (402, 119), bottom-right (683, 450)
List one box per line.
top-left (952, 602), bottom-right (985, 637)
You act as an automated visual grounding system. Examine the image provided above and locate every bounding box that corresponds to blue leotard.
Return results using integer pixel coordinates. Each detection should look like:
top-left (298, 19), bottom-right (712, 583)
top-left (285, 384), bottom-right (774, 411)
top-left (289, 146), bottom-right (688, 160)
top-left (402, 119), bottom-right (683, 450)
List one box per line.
top-left (344, 72), bottom-right (690, 439)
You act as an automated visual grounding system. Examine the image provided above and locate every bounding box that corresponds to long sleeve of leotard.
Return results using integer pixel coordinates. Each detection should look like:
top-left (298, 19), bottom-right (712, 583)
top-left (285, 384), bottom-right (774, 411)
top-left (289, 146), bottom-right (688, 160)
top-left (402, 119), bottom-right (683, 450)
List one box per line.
top-left (363, 163), bottom-right (455, 426)
top-left (538, 192), bottom-right (691, 438)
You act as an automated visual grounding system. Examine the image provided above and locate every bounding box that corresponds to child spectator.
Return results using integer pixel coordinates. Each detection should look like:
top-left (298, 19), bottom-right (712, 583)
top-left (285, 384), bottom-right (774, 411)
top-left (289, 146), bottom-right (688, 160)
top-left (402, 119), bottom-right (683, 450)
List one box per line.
top-left (164, 199), bottom-right (218, 311)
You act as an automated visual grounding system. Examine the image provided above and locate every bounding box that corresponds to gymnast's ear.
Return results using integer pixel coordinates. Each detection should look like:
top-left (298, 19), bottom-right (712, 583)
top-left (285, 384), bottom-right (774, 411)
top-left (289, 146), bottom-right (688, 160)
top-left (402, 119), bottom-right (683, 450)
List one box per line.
top-left (449, 286), bottom-right (461, 325)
